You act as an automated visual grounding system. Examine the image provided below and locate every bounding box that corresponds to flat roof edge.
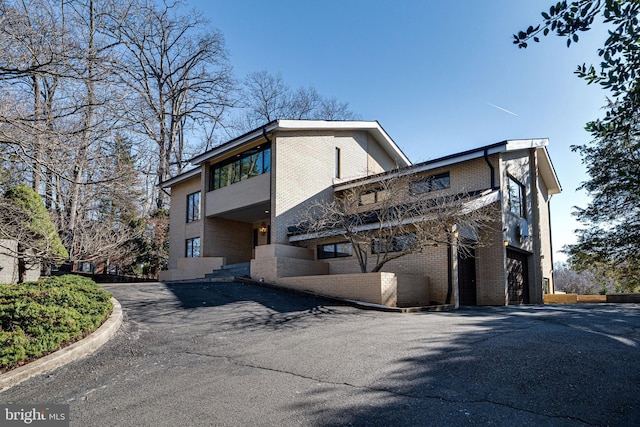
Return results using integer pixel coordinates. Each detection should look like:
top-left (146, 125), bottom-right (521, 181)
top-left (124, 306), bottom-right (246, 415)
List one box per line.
top-left (159, 167), bottom-right (201, 188)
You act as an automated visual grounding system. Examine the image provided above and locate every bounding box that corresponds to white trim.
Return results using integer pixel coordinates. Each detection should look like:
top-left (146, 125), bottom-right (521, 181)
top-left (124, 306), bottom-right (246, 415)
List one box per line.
top-left (505, 138), bottom-right (549, 151)
top-left (160, 167), bottom-right (201, 189)
top-left (189, 120), bottom-right (410, 168)
top-left (536, 147), bottom-right (562, 194)
top-left (277, 120), bottom-right (411, 167)
top-left (190, 122), bottom-right (279, 165)
top-left (334, 138), bottom-right (557, 193)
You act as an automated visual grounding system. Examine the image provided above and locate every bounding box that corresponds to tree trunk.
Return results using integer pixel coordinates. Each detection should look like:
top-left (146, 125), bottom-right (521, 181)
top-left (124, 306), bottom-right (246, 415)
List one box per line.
top-left (17, 243), bottom-right (26, 284)
top-left (67, 0), bottom-right (96, 259)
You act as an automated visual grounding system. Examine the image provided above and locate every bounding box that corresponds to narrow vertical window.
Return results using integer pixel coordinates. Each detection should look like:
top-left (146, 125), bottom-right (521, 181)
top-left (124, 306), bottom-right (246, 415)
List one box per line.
top-left (507, 175), bottom-right (526, 218)
top-left (186, 191), bottom-right (200, 223)
top-left (263, 147), bottom-right (271, 172)
top-left (335, 147), bottom-right (341, 178)
top-left (186, 237), bottom-right (201, 258)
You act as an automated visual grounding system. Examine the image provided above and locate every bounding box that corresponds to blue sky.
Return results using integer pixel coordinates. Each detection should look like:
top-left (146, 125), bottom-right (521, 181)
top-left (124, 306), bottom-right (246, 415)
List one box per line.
top-left (188, 0), bottom-right (609, 263)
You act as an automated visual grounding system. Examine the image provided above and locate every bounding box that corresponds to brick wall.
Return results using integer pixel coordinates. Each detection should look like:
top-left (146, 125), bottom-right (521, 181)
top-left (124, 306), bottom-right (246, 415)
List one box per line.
top-left (276, 272), bottom-right (397, 306)
top-left (275, 272), bottom-right (429, 307)
top-left (204, 217), bottom-right (253, 264)
top-left (476, 223), bottom-right (507, 305)
top-left (167, 175), bottom-right (202, 270)
top-left (158, 257), bottom-right (224, 281)
top-left (396, 274), bottom-right (430, 306)
top-left (0, 239), bottom-right (41, 284)
top-left (536, 168), bottom-right (555, 293)
top-left (273, 130), bottom-right (379, 245)
top-left (251, 244), bottom-right (328, 282)
top-left (0, 239), bottom-right (18, 284)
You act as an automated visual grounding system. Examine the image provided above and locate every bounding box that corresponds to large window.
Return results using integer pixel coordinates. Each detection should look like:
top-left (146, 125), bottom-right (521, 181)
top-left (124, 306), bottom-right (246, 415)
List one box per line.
top-left (210, 144), bottom-right (271, 191)
top-left (507, 175), bottom-right (526, 217)
top-left (318, 242), bottom-right (352, 259)
top-left (186, 191), bottom-right (200, 223)
top-left (410, 172), bottom-right (450, 194)
top-left (186, 237), bottom-right (201, 258)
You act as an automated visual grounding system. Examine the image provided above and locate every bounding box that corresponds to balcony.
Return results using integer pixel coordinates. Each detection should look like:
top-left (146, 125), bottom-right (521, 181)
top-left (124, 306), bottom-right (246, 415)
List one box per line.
top-left (206, 172), bottom-right (270, 221)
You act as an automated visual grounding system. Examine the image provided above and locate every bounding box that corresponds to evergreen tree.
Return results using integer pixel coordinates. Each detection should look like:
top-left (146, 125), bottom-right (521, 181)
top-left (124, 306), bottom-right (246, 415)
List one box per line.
top-left (0, 184), bottom-right (68, 282)
top-left (514, 1), bottom-right (640, 290)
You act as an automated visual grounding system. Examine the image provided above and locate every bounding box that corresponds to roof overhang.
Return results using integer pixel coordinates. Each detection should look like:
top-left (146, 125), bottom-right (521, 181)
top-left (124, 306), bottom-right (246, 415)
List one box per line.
top-left (189, 120), bottom-right (279, 166)
top-left (188, 119), bottom-right (411, 168)
top-left (335, 138), bottom-right (561, 195)
top-left (536, 146), bottom-right (562, 195)
top-left (159, 167), bottom-right (201, 189)
top-left (276, 120), bottom-right (411, 167)
top-left (289, 189), bottom-right (500, 242)
top-left (162, 120), bottom-right (412, 188)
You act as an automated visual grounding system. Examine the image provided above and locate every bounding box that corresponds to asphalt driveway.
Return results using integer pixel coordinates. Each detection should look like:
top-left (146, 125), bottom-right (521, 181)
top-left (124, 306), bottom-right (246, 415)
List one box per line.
top-left (1, 281), bottom-right (639, 426)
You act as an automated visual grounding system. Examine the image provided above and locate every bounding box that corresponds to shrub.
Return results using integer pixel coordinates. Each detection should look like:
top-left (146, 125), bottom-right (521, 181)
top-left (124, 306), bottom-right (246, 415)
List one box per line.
top-left (0, 275), bottom-right (112, 371)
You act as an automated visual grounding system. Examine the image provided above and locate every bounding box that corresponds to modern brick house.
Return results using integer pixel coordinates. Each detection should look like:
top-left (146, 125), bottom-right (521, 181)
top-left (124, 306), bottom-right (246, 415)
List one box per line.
top-left (159, 120), bottom-right (561, 307)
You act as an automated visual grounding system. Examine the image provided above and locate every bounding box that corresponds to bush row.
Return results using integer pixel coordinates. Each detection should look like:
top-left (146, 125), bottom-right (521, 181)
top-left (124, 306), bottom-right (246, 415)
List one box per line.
top-left (0, 275), bottom-right (113, 371)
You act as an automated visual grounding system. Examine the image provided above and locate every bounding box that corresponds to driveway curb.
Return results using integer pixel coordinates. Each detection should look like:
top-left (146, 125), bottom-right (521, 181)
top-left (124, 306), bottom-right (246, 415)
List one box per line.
top-left (0, 297), bottom-right (122, 392)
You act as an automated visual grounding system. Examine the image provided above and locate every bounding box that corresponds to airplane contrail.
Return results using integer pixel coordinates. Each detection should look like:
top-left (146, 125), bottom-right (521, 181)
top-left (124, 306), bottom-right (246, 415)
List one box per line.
top-left (486, 102), bottom-right (518, 116)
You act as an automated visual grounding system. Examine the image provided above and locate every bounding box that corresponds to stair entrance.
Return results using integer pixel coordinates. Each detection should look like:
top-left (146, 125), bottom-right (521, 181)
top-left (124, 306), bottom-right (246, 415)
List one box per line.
top-left (205, 262), bottom-right (251, 279)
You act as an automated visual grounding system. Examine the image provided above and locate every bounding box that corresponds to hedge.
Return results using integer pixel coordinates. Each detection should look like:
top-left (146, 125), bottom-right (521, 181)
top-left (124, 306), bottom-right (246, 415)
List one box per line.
top-left (0, 275), bottom-right (112, 371)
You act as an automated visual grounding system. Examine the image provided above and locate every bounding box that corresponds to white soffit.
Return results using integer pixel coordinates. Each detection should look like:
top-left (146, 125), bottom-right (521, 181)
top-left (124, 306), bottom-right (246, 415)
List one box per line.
top-left (537, 146), bottom-right (562, 194)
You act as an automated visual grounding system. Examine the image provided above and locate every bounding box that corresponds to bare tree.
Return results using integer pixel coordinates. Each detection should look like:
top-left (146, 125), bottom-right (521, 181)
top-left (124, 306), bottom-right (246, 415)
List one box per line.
top-left (554, 262), bottom-right (616, 295)
top-left (239, 69), bottom-right (358, 131)
top-left (109, 0), bottom-right (235, 209)
top-left (0, 0), bottom-right (151, 271)
top-left (318, 97), bottom-right (357, 121)
top-left (295, 173), bottom-right (497, 273)
top-left (0, 0), bottom-right (67, 193)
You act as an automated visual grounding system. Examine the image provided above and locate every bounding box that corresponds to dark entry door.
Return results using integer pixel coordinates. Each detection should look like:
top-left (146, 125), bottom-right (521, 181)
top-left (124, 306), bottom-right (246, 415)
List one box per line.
top-left (458, 248), bottom-right (477, 305)
top-left (507, 249), bottom-right (529, 304)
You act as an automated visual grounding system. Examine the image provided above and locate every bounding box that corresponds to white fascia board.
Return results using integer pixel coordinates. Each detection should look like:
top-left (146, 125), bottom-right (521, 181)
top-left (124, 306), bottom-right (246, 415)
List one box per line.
top-left (334, 144), bottom-right (507, 192)
top-left (409, 146), bottom-right (505, 175)
top-left (288, 190), bottom-right (501, 242)
top-left (160, 167), bottom-right (201, 188)
top-left (333, 168), bottom-right (407, 192)
top-left (504, 138), bottom-right (549, 151)
top-left (278, 120), bottom-right (411, 167)
top-left (504, 139), bottom-right (561, 194)
top-left (537, 146), bottom-right (562, 194)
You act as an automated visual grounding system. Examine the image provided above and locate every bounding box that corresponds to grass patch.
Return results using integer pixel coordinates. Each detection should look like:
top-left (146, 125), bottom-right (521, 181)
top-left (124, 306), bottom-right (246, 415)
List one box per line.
top-left (0, 275), bottom-right (113, 373)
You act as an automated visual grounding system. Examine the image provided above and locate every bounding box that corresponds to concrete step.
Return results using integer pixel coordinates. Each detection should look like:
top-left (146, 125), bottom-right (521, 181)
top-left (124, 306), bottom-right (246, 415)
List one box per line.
top-left (205, 262), bottom-right (251, 279)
